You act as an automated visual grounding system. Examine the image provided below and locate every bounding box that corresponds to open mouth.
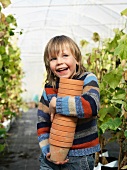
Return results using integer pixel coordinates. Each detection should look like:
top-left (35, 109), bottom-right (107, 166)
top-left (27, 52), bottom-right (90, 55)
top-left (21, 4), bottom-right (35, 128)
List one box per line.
top-left (56, 67), bottom-right (68, 72)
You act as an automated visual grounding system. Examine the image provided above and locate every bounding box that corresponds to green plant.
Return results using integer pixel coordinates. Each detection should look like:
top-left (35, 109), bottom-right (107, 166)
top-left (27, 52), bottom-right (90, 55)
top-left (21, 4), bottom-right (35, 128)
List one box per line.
top-left (0, 0), bottom-right (24, 144)
top-left (81, 27), bottom-right (127, 169)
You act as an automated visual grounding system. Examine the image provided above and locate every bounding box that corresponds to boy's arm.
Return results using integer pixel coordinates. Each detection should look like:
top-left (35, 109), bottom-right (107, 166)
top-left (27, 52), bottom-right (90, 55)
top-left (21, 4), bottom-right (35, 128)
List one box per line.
top-left (56, 73), bottom-right (100, 118)
top-left (37, 89), bottom-right (51, 157)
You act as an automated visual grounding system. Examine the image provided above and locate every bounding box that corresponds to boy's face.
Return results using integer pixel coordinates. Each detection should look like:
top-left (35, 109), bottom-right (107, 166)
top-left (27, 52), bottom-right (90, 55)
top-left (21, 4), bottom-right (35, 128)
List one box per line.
top-left (49, 46), bottom-right (78, 79)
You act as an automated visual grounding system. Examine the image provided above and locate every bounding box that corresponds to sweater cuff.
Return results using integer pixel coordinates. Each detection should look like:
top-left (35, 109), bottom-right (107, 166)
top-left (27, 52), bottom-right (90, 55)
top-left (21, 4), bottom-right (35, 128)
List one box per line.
top-left (41, 144), bottom-right (49, 157)
top-left (56, 97), bottom-right (69, 115)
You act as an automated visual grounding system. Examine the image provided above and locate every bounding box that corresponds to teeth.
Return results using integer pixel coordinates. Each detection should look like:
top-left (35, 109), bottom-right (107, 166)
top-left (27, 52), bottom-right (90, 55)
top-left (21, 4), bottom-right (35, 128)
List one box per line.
top-left (57, 68), bottom-right (68, 72)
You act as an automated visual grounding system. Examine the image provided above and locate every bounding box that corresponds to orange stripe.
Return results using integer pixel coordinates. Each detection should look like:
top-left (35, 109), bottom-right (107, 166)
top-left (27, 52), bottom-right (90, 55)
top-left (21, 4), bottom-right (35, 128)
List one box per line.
top-left (45, 88), bottom-right (57, 94)
top-left (81, 98), bottom-right (92, 118)
top-left (37, 127), bottom-right (50, 136)
top-left (71, 138), bottom-right (99, 149)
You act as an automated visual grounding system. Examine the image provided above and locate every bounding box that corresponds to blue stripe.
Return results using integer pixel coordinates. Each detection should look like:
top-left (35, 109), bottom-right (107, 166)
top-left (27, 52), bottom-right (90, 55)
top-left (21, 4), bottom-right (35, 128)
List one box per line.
top-left (75, 96), bottom-right (84, 118)
top-left (84, 75), bottom-right (98, 85)
top-left (56, 97), bottom-right (70, 116)
top-left (47, 94), bottom-right (57, 102)
top-left (41, 144), bottom-right (50, 156)
top-left (37, 122), bottom-right (51, 129)
top-left (68, 144), bottom-right (100, 156)
top-left (89, 89), bottom-right (100, 98)
top-left (61, 96), bottom-right (70, 115)
top-left (42, 90), bottom-right (48, 101)
top-left (38, 109), bottom-right (50, 120)
top-left (38, 133), bottom-right (49, 142)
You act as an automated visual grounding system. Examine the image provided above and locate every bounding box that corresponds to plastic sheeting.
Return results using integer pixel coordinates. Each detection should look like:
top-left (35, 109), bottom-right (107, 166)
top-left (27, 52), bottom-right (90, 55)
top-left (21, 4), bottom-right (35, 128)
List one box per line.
top-left (3, 0), bottom-right (127, 100)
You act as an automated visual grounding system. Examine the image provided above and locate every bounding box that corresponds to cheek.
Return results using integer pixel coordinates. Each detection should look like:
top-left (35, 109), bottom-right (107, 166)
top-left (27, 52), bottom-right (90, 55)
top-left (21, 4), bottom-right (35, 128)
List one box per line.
top-left (50, 62), bottom-right (55, 72)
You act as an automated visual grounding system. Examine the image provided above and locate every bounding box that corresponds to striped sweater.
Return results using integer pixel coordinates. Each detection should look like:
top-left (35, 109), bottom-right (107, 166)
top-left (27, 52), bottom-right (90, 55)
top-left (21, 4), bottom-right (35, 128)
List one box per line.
top-left (37, 72), bottom-right (100, 157)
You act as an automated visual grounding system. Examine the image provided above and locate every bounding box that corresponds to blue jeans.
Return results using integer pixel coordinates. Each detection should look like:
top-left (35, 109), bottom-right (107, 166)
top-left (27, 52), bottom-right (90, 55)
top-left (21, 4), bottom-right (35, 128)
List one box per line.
top-left (39, 154), bottom-right (95, 170)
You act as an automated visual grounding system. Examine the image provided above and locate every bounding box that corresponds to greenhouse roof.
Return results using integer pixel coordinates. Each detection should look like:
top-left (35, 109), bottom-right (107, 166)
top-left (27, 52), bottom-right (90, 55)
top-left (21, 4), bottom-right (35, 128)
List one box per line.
top-left (3, 0), bottom-right (127, 100)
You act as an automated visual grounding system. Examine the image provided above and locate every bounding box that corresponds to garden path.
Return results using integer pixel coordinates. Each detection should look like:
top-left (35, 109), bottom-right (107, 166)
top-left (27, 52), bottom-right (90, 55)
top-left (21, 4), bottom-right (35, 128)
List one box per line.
top-left (0, 108), bottom-right (40, 170)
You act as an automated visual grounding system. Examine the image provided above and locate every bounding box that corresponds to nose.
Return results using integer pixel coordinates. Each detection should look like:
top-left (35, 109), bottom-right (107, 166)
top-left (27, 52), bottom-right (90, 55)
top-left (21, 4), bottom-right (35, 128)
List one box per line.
top-left (57, 57), bottom-right (63, 65)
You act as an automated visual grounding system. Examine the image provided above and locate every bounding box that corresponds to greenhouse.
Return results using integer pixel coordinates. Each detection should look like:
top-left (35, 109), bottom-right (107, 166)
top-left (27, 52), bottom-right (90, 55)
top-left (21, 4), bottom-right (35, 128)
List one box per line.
top-left (0, 0), bottom-right (127, 169)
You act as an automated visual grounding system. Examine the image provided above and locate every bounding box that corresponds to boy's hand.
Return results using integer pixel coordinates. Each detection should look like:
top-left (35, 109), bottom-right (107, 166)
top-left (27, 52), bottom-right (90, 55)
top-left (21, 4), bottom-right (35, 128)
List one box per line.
top-left (49, 97), bottom-right (56, 122)
top-left (46, 153), bottom-right (69, 165)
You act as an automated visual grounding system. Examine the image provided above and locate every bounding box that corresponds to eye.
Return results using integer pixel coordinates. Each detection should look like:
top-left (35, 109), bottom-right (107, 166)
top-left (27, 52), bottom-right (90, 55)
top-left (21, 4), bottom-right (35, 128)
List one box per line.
top-left (63, 54), bottom-right (68, 57)
top-left (50, 57), bottom-right (57, 61)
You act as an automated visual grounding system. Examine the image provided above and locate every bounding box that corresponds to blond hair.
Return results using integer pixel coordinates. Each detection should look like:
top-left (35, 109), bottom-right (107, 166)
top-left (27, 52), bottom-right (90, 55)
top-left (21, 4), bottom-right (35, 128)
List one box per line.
top-left (44, 35), bottom-right (86, 87)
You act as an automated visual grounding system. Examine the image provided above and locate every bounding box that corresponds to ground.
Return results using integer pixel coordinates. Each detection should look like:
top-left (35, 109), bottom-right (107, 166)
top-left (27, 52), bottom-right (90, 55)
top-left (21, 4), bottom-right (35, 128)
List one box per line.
top-left (0, 108), bottom-right (40, 170)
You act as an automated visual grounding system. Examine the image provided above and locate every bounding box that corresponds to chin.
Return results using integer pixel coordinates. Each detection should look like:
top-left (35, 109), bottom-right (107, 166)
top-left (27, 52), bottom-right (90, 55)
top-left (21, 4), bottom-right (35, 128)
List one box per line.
top-left (59, 75), bottom-right (70, 78)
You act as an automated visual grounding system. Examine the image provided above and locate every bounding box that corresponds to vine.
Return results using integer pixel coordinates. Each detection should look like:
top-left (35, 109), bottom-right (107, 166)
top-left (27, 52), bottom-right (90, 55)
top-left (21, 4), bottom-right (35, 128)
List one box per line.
top-left (80, 10), bottom-right (127, 169)
top-left (0, 0), bottom-right (24, 152)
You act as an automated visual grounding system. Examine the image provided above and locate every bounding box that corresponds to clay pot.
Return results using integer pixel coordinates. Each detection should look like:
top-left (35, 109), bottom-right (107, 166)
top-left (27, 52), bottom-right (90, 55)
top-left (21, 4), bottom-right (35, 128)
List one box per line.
top-left (58, 88), bottom-right (82, 96)
top-left (51, 123), bottom-right (76, 132)
top-left (49, 78), bottom-right (83, 162)
top-left (50, 128), bottom-right (74, 138)
top-left (52, 116), bottom-right (77, 127)
top-left (49, 137), bottom-right (73, 147)
top-left (49, 145), bottom-right (69, 162)
top-left (60, 78), bottom-right (84, 86)
top-left (54, 113), bottom-right (77, 123)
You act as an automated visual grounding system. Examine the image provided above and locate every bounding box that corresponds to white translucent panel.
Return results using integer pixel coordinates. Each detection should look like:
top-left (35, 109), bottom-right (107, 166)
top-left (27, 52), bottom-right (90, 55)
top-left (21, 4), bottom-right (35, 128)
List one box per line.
top-left (2, 0), bottom-right (127, 100)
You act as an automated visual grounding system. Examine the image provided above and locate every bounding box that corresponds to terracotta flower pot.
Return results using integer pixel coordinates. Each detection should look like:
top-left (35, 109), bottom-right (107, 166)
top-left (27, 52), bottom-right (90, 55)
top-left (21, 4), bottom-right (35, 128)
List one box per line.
top-left (49, 78), bottom-right (83, 162)
top-left (54, 113), bottom-right (77, 123)
top-left (52, 116), bottom-right (77, 127)
top-left (49, 145), bottom-right (70, 162)
top-left (49, 137), bottom-right (73, 147)
top-left (58, 88), bottom-right (82, 96)
top-left (51, 122), bottom-right (76, 132)
top-left (50, 128), bottom-right (74, 138)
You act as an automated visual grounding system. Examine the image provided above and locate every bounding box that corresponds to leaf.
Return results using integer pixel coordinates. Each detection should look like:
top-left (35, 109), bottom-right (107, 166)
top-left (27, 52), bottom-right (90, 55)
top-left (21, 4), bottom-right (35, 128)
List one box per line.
top-left (121, 165), bottom-right (127, 169)
top-left (100, 118), bottom-right (122, 133)
top-left (0, 144), bottom-right (5, 152)
top-left (0, 60), bottom-right (3, 69)
top-left (92, 32), bottom-right (100, 42)
top-left (114, 43), bottom-right (127, 59)
top-left (0, 127), bottom-right (6, 135)
top-left (0, 0), bottom-right (11, 8)
top-left (107, 106), bottom-right (119, 115)
top-left (103, 68), bottom-right (123, 89)
top-left (6, 15), bottom-right (17, 26)
top-left (0, 78), bottom-right (4, 87)
top-left (124, 130), bottom-right (127, 139)
top-left (112, 89), bottom-right (126, 101)
top-left (98, 107), bottom-right (108, 121)
top-left (0, 46), bottom-right (5, 54)
top-left (111, 99), bottom-right (125, 105)
top-left (80, 40), bottom-right (89, 47)
top-left (121, 8), bottom-right (127, 16)
top-left (114, 35), bottom-right (127, 59)
top-left (3, 110), bottom-right (16, 116)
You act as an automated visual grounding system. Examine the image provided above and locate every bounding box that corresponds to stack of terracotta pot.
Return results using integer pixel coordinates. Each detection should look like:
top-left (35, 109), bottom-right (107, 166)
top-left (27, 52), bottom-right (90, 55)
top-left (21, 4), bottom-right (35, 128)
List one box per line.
top-left (49, 78), bottom-right (84, 162)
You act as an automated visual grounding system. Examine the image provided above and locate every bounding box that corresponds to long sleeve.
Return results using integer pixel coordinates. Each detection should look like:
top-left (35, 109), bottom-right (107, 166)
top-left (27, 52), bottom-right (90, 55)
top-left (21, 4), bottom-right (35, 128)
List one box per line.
top-left (37, 88), bottom-right (51, 157)
top-left (56, 72), bottom-right (100, 118)
top-left (37, 84), bottom-right (57, 156)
